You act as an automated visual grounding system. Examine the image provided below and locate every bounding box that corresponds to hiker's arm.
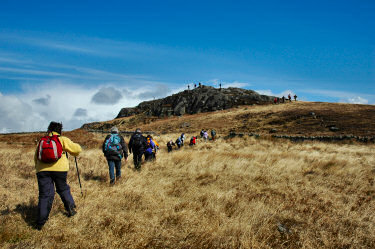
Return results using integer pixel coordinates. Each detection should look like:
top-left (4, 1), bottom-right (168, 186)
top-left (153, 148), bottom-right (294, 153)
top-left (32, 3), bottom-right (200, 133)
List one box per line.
top-left (61, 136), bottom-right (82, 157)
top-left (128, 137), bottom-right (133, 154)
top-left (121, 136), bottom-right (128, 159)
top-left (102, 135), bottom-right (109, 154)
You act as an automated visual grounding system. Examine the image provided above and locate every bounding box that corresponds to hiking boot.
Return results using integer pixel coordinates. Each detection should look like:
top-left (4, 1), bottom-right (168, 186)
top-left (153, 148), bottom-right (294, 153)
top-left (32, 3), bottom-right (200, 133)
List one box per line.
top-left (110, 179), bottom-right (115, 186)
top-left (116, 176), bottom-right (122, 182)
top-left (67, 206), bottom-right (77, 217)
top-left (35, 223), bottom-right (44, 231)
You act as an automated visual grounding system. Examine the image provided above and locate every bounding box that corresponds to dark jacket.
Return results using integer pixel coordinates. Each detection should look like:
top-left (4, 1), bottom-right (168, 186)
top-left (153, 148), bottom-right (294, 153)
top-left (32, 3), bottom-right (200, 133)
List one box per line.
top-left (102, 133), bottom-right (128, 161)
top-left (128, 132), bottom-right (147, 154)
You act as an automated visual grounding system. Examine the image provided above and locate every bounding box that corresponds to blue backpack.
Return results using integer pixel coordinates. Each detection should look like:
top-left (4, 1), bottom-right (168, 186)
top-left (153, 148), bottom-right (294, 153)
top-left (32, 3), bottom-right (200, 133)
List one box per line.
top-left (104, 134), bottom-right (123, 158)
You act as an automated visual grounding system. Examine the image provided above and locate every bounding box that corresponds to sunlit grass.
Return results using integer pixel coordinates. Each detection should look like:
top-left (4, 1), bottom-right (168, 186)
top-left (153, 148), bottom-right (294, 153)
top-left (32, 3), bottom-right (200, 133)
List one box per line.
top-left (1, 133), bottom-right (375, 248)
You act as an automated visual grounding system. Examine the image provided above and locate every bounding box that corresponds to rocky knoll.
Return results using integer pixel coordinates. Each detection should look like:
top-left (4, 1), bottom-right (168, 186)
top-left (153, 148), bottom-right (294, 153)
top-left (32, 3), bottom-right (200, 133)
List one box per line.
top-left (116, 86), bottom-right (274, 118)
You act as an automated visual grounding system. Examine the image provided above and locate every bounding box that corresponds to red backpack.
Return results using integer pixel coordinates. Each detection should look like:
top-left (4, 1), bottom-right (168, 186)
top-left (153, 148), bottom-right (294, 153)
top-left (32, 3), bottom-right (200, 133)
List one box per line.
top-left (37, 135), bottom-right (63, 163)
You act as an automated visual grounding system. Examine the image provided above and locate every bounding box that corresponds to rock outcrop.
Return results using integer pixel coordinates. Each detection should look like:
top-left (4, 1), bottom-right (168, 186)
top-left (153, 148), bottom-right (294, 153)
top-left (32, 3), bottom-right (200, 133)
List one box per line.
top-left (116, 86), bottom-right (275, 118)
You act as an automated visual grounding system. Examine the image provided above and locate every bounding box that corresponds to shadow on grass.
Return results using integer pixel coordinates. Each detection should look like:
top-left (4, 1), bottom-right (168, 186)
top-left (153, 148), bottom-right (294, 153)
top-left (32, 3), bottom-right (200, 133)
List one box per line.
top-left (0, 200), bottom-right (39, 229)
top-left (82, 171), bottom-right (107, 182)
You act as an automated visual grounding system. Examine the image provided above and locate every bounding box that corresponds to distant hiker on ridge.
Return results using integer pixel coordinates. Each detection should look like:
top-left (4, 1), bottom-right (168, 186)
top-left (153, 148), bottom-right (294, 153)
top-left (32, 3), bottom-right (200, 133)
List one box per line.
top-left (175, 136), bottom-right (182, 149)
top-left (167, 140), bottom-right (175, 152)
top-left (211, 129), bottom-right (217, 141)
top-left (288, 94), bottom-right (292, 102)
top-left (203, 130), bottom-right (209, 142)
top-left (190, 136), bottom-right (197, 146)
top-left (188, 85), bottom-right (190, 90)
top-left (180, 133), bottom-right (186, 146)
top-left (200, 129), bottom-right (205, 138)
top-left (102, 126), bottom-right (128, 185)
top-left (34, 121), bottom-right (82, 230)
top-left (294, 94), bottom-right (297, 101)
top-left (128, 128), bottom-right (147, 171)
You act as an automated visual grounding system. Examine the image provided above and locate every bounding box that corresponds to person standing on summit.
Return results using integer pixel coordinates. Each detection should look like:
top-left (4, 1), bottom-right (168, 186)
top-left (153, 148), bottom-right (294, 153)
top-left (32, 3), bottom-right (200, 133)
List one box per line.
top-left (128, 128), bottom-right (147, 171)
top-left (34, 121), bottom-right (82, 230)
top-left (102, 126), bottom-right (128, 185)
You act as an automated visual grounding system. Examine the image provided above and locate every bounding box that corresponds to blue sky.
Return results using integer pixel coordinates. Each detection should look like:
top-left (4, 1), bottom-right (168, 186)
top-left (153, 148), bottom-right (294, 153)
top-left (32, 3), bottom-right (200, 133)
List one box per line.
top-left (0, 0), bottom-right (374, 132)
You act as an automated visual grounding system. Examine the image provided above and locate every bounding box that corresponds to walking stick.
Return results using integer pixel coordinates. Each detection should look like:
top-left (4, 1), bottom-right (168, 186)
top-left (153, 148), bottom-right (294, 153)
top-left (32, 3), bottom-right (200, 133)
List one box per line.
top-left (74, 157), bottom-right (83, 197)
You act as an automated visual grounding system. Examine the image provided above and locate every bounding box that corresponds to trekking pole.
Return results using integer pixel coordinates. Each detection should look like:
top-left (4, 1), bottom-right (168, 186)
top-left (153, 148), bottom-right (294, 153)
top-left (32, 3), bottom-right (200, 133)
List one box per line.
top-left (74, 157), bottom-right (83, 197)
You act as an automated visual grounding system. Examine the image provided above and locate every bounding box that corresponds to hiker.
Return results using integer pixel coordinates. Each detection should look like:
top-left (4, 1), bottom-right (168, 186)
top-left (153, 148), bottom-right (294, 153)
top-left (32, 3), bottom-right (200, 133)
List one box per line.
top-left (219, 83), bottom-right (222, 90)
top-left (189, 136), bottom-right (197, 146)
top-left (128, 128), bottom-right (147, 171)
top-left (294, 94), bottom-right (297, 101)
top-left (175, 136), bottom-right (182, 149)
top-left (167, 140), bottom-right (175, 152)
top-left (180, 133), bottom-right (186, 146)
top-left (34, 121), bottom-right (82, 230)
top-left (150, 136), bottom-right (160, 154)
top-left (200, 129), bottom-right (205, 138)
top-left (102, 126), bottom-right (128, 185)
top-left (211, 129), bottom-right (216, 141)
top-left (203, 130), bottom-right (209, 142)
top-left (282, 96), bottom-right (285, 103)
top-left (194, 83), bottom-right (196, 88)
top-left (288, 94), bottom-right (291, 102)
top-left (274, 97), bottom-right (277, 104)
top-left (199, 82), bottom-right (201, 88)
top-left (145, 135), bottom-right (156, 162)
top-left (188, 85), bottom-right (190, 90)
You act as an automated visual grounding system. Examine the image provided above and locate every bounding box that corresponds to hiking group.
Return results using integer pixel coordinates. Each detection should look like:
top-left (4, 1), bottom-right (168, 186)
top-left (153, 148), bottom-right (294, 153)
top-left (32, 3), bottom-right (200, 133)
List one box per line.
top-left (33, 122), bottom-right (217, 230)
top-left (166, 129), bottom-right (216, 152)
top-left (273, 93), bottom-right (298, 104)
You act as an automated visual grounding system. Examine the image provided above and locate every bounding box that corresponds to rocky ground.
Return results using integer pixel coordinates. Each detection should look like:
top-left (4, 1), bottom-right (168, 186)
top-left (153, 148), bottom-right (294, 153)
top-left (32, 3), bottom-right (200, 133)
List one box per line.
top-left (116, 86), bottom-right (275, 118)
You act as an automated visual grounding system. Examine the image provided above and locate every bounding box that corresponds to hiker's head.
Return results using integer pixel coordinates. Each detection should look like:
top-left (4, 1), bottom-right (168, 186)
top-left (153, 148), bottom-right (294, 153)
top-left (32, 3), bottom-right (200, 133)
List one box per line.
top-left (48, 121), bottom-right (62, 134)
top-left (135, 128), bottom-right (141, 133)
top-left (111, 126), bottom-right (119, 134)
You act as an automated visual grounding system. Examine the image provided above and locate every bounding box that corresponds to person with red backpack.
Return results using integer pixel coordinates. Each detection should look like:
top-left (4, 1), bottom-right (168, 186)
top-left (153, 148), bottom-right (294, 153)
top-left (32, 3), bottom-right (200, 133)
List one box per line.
top-left (34, 121), bottom-right (82, 230)
top-left (189, 136), bottom-right (197, 146)
top-left (102, 126), bottom-right (128, 185)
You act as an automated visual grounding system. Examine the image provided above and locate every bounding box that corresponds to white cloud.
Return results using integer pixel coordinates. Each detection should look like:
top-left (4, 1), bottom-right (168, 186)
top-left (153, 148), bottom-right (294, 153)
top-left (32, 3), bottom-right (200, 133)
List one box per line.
top-left (0, 81), bottom-right (184, 133)
top-left (300, 89), bottom-right (375, 104)
top-left (32, 94), bottom-right (51, 106)
top-left (136, 84), bottom-right (171, 100)
top-left (91, 87), bottom-right (123, 105)
top-left (255, 89), bottom-right (295, 97)
top-left (345, 96), bottom-right (369, 104)
top-left (204, 79), bottom-right (251, 88)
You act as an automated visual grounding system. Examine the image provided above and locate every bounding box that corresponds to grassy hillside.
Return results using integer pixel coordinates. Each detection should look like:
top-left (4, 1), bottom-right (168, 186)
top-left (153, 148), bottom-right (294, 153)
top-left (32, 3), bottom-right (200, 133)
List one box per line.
top-left (83, 101), bottom-right (375, 137)
top-left (1, 131), bottom-right (375, 248)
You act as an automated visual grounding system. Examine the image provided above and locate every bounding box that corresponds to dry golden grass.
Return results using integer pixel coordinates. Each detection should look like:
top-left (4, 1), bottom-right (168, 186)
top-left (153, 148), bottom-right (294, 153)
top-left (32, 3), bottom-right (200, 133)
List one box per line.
top-left (1, 132), bottom-right (375, 248)
top-left (85, 101), bottom-right (375, 137)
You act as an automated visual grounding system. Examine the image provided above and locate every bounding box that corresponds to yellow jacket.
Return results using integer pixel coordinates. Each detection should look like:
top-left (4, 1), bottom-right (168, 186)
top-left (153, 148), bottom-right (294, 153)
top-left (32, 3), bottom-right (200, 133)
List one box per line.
top-left (34, 132), bottom-right (82, 173)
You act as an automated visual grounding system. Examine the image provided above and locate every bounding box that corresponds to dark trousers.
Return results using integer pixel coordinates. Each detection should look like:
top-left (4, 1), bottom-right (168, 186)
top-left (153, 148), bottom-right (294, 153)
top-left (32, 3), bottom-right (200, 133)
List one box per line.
top-left (145, 152), bottom-right (155, 161)
top-left (133, 153), bottom-right (143, 169)
top-left (36, 171), bottom-right (75, 226)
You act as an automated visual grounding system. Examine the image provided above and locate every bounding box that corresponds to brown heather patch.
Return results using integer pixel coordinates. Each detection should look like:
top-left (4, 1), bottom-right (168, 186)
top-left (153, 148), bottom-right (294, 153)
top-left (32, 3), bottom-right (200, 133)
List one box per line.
top-left (84, 101), bottom-right (375, 138)
top-left (1, 132), bottom-right (375, 248)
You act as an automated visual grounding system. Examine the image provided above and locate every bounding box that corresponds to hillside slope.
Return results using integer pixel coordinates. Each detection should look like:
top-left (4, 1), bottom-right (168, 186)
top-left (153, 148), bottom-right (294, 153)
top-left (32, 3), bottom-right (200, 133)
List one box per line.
top-left (83, 101), bottom-right (375, 137)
